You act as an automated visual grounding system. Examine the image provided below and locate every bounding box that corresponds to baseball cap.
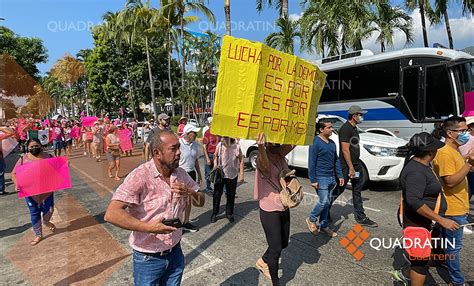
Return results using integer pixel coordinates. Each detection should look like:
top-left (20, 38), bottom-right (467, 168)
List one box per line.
top-left (158, 113), bottom-right (170, 121)
top-left (348, 105), bottom-right (368, 115)
top-left (207, 117), bottom-right (213, 124)
top-left (183, 124), bottom-right (200, 134)
top-left (408, 132), bottom-right (445, 152)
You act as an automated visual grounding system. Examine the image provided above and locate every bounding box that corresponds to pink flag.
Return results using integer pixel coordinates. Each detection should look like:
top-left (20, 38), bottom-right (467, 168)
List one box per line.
top-left (118, 129), bottom-right (133, 151)
top-left (44, 118), bottom-right (50, 127)
top-left (16, 156), bottom-right (72, 198)
top-left (81, 116), bottom-right (98, 127)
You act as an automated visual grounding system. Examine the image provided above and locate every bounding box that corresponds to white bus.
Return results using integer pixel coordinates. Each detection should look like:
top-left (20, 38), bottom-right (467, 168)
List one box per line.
top-left (315, 48), bottom-right (474, 139)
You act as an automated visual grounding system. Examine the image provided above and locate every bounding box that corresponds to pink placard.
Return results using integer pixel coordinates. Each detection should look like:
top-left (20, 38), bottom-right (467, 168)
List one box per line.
top-left (16, 156), bottom-right (72, 198)
top-left (81, 116), bottom-right (98, 127)
top-left (118, 129), bottom-right (133, 151)
top-left (462, 92), bottom-right (474, 116)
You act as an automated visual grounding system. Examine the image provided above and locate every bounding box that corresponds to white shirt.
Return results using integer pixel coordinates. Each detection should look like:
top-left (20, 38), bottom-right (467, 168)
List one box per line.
top-left (179, 137), bottom-right (198, 172)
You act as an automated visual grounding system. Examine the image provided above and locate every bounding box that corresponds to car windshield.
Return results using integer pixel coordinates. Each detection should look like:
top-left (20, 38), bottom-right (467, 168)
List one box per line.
top-left (322, 117), bottom-right (364, 134)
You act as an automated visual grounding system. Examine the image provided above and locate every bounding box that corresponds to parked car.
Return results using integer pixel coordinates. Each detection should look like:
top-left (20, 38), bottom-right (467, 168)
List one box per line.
top-left (239, 114), bottom-right (408, 188)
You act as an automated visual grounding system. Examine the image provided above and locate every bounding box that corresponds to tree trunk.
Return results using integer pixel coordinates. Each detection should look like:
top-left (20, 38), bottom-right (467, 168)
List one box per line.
top-left (145, 36), bottom-right (158, 120)
top-left (419, 1), bottom-right (429, 47)
top-left (444, 11), bottom-right (454, 49)
top-left (168, 31), bottom-right (175, 117)
top-left (224, 0), bottom-right (231, 35)
top-left (281, 0), bottom-right (288, 18)
top-left (180, 11), bottom-right (186, 117)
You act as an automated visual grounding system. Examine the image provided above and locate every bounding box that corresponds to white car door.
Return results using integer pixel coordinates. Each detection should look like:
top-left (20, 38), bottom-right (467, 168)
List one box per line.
top-left (287, 132), bottom-right (340, 169)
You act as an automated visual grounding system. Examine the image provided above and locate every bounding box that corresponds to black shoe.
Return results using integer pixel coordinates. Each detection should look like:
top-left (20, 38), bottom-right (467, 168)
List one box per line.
top-left (356, 217), bottom-right (378, 228)
top-left (0, 191), bottom-right (8, 195)
top-left (211, 215), bottom-right (217, 223)
top-left (227, 215), bottom-right (235, 223)
top-left (182, 222), bottom-right (199, 232)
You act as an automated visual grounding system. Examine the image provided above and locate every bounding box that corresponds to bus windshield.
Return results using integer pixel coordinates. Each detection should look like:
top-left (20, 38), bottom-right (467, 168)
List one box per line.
top-left (454, 61), bottom-right (474, 94)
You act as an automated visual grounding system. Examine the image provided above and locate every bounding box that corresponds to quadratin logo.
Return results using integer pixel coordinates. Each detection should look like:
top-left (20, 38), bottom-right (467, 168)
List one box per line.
top-left (339, 224), bottom-right (370, 261)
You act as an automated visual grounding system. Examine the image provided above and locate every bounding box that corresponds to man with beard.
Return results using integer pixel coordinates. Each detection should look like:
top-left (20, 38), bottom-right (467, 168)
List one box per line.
top-left (105, 130), bottom-right (205, 285)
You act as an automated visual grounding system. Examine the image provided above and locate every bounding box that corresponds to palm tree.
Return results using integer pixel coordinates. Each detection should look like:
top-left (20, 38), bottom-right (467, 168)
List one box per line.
top-left (161, 0), bottom-right (215, 116)
top-left (406, 0), bottom-right (433, 47)
top-left (224, 0), bottom-right (231, 35)
top-left (119, 0), bottom-right (164, 120)
top-left (431, 0), bottom-right (453, 49)
top-left (265, 16), bottom-right (302, 54)
top-left (256, 0), bottom-right (288, 18)
top-left (371, 2), bottom-right (414, 52)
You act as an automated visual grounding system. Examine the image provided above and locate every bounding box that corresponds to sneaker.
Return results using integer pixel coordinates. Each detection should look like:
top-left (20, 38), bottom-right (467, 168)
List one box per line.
top-left (392, 269), bottom-right (409, 286)
top-left (210, 215), bottom-right (217, 223)
top-left (306, 218), bottom-right (319, 234)
top-left (182, 222), bottom-right (199, 232)
top-left (463, 226), bottom-right (473, 235)
top-left (320, 227), bottom-right (338, 237)
top-left (227, 215), bottom-right (235, 223)
top-left (0, 191), bottom-right (8, 196)
top-left (255, 258), bottom-right (271, 280)
top-left (356, 217), bottom-right (378, 228)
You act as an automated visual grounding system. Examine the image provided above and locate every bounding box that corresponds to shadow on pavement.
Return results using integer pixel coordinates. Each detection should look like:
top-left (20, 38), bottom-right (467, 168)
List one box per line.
top-left (219, 267), bottom-right (260, 286)
top-left (0, 222), bottom-right (31, 238)
top-left (52, 254), bottom-right (130, 286)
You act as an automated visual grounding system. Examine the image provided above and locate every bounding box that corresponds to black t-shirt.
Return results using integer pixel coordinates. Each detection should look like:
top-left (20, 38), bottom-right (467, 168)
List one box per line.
top-left (400, 160), bottom-right (447, 228)
top-left (338, 121), bottom-right (360, 166)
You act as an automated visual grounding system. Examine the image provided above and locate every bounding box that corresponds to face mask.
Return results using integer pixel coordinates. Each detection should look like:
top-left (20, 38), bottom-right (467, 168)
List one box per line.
top-left (456, 131), bottom-right (470, 145)
top-left (29, 146), bottom-right (42, 156)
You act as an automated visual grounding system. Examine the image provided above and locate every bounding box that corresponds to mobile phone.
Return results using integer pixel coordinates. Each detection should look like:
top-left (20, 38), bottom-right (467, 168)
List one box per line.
top-left (354, 172), bottom-right (360, 178)
top-left (162, 218), bottom-right (183, 228)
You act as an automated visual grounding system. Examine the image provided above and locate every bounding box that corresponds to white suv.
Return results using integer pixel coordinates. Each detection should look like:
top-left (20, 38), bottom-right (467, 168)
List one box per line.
top-left (239, 114), bottom-right (408, 187)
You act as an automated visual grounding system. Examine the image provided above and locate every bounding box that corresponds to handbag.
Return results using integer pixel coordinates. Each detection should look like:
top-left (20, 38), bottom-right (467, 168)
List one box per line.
top-left (209, 144), bottom-right (224, 185)
top-left (399, 169), bottom-right (441, 259)
top-left (259, 160), bottom-right (304, 209)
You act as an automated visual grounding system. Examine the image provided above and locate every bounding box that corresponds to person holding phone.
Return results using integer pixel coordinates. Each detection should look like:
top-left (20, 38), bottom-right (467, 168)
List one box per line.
top-left (306, 118), bottom-right (344, 237)
top-left (330, 105), bottom-right (378, 228)
top-left (104, 130), bottom-right (205, 285)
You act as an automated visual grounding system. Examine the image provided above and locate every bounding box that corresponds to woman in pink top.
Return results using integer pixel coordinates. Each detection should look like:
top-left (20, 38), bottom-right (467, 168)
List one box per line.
top-left (177, 117), bottom-right (187, 137)
top-left (211, 137), bottom-right (244, 223)
top-left (254, 132), bottom-right (294, 285)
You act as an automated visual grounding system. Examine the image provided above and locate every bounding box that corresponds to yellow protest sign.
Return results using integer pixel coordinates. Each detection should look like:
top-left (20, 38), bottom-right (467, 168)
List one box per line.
top-left (212, 35), bottom-right (326, 145)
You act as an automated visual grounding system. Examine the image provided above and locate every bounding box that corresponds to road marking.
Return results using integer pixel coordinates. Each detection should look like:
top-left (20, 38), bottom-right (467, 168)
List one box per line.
top-left (70, 164), bottom-right (114, 194)
top-left (303, 191), bottom-right (381, 213)
top-left (181, 237), bottom-right (223, 281)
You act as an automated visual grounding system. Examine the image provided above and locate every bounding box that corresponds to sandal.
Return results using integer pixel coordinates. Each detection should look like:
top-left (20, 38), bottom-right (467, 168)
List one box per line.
top-left (45, 222), bottom-right (56, 232)
top-left (108, 172), bottom-right (113, 178)
top-left (31, 236), bottom-right (42, 246)
top-left (114, 176), bottom-right (120, 181)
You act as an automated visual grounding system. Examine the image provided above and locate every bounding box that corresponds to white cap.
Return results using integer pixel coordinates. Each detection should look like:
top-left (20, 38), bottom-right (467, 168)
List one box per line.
top-left (466, 116), bottom-right (474, 126)
top-left (183, 124), bottom-right (200, 134)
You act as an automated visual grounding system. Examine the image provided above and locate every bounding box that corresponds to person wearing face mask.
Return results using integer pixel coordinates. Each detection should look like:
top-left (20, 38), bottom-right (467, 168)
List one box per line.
top-left (431, 116), bottom-right (472, 286)
top-left (330, 105), bottom-right (378, 228)
top-left (254, 132), bottom-right (295, 285)
top-left (11, 138), bottom-right (56, 245)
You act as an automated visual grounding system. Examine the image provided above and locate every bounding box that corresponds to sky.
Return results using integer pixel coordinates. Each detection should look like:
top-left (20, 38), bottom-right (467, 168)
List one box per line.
top-left (1, 0), bottom-right (473, 75)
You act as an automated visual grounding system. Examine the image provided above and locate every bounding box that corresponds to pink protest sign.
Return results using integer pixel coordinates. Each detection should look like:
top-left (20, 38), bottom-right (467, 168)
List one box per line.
top-left (462, 92), bottom-right (474, 116)
top-left (81, 116), bottom-right (98, 127)
top-left (16, 156), bottom-right (72, 198)
top-left (118, 129), bottom-right (133, 151)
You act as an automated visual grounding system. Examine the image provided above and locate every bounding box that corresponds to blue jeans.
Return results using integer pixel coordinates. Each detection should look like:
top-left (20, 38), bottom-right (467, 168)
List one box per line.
top-left (204, 153), bottom-right (214, 192)
top-left (26, 194), bottom-right (54, 236)
top-left (0, 158), bottom-right (5, 193)
top-left (53, 140), bottom-right (63, 150)
top-left (309, 176), bottom-right (336, 229)
top-left (441, 215), bottom-right (468, 285)
top-left (133, 244), bottom-right (184, 286)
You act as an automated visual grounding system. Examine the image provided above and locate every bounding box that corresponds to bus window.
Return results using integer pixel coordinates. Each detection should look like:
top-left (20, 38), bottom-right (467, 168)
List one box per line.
top-left (320, 70), bottom-right (340, 102)
top-left (425, 65), bottom-right (454, 119)
top-left (402, 67), bottom-right (420, 119)
top-left (339, 60), bottom-right (399, 101)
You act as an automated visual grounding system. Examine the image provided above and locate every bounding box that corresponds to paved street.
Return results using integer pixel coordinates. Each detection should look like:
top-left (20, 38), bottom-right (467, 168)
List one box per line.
top-left (1, 144), bottom-right (473, 285)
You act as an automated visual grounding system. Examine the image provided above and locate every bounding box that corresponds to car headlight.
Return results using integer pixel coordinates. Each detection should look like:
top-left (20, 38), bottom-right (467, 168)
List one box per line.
top-left (363, 144), bottom-right (398, 157)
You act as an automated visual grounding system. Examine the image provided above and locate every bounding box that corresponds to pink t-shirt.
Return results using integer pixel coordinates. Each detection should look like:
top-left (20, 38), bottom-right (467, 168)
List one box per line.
top-left (112, 160), bottom-right (200, 253)
top-left (215, 142), bottom-right (241, 179)
top-left (51, 126), bottom-right (63, 140)
top-left (254, 151), bottom-right (287, 212)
